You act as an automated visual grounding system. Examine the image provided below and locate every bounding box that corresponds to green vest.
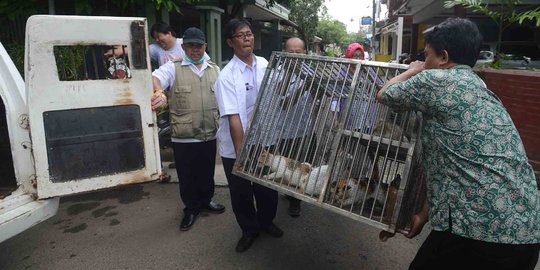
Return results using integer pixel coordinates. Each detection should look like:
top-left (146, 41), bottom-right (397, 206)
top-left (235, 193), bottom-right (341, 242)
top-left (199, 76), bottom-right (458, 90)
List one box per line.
top-left (169, 60), bottom-right (219, 141)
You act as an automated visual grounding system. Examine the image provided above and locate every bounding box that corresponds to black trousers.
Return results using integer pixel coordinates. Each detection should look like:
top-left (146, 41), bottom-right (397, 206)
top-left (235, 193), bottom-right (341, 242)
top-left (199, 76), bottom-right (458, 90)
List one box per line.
top-left (409, 230), bottom-right (540, 270)
top-left (173, 140), bottom-right (216, 215)
top-left (222, 157), bottom-right (278, 237)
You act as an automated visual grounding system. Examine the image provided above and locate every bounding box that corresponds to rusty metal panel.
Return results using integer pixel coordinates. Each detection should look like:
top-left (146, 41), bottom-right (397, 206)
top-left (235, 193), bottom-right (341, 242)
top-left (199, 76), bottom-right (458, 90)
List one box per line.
top-left (233, 52), bottom-right (425, 234)
top-left (26, 15), bottom-right (160, 199)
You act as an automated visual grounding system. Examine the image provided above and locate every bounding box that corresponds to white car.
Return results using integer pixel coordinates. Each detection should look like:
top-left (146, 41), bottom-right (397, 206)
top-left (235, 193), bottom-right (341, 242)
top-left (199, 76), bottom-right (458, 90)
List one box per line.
top-left (475, 50), bottom-right (494, 66)
top-left (0, 15), bottom-right (161, 243)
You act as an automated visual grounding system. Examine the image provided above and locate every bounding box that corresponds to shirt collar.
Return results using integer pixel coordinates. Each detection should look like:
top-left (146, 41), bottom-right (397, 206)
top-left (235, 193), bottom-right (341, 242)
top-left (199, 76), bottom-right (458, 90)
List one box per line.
top-left (181, 57), bottom-right (208, 66)
top-left (450, 64), bottom-right (472, 70)
top-left (232, 54), bottom-right (256, 72)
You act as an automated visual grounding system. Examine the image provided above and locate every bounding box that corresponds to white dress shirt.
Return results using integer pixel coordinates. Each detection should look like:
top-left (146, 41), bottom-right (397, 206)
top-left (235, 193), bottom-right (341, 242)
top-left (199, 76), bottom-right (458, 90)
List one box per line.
top-left (214, 54), bottom-right (268, 158)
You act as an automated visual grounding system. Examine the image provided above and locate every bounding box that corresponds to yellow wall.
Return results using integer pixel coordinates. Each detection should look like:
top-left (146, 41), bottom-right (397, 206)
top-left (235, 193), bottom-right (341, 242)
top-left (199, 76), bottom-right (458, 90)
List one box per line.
top-left (380, 33), bottom-right (388, 55)
top-left (417, 24), bottom-right (430, 51)
top-left (374, 54), bottom-right (392, 62)
top-left (376, 33), bottom-right (391, 62)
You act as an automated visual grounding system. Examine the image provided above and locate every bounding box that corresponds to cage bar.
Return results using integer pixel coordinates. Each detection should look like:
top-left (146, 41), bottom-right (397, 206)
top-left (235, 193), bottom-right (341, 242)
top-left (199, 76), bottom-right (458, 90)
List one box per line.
top-left (234, 52), bottom-right (425, 234)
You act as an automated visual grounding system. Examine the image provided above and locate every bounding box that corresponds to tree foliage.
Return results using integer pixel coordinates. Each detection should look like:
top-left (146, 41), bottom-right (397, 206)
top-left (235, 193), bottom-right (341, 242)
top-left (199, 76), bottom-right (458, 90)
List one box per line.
top-left (343, 32), bottom-right (367, 48)
top-left (444, 0), bottom-right (540, 52)
top-left (288, 0), bottom-right (325, 45)
top-left (0, 0), bottom-right (195, 19)
top-left (316, 18), bottom-right (348, 50)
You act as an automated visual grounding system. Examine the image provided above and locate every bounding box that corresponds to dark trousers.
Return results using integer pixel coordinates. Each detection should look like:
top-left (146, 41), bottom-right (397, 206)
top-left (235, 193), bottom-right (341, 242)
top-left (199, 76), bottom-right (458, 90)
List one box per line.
top-left (173, 140), bottom-right (216, 215)
top-left (222, 157), bottom-right (278, 237)
top-left (409, 230), bottom-right (540, 270)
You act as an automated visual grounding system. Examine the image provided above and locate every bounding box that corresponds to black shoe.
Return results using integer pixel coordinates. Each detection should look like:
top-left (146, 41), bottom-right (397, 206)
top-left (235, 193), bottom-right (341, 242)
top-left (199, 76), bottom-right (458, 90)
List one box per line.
top-left (235, 234), bottom-right (258, 253)
top-left (263, 223), bottom-right (284, 238)
top-left (288, 198), bottom-right (301, 217)
top-left (202, 201), bottom-right (225, 214)
top-left (180, 213), bottom-right (198, 231)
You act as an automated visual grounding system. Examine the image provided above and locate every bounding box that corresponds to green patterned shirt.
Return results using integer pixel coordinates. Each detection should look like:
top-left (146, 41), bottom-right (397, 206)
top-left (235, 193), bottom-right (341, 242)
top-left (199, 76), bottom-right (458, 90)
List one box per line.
top-left (381, 65), bottom-right (540, 244)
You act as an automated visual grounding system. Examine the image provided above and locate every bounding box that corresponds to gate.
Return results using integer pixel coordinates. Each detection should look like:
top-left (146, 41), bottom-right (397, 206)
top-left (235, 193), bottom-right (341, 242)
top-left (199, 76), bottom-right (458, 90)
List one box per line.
top-left (233, 52), bottom-right (425, 234)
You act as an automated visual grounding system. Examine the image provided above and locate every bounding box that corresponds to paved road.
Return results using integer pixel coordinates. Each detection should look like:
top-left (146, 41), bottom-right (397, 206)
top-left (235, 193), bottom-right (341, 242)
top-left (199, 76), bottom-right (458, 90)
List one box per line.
top-left (1, 163), bottom-right (538, 270)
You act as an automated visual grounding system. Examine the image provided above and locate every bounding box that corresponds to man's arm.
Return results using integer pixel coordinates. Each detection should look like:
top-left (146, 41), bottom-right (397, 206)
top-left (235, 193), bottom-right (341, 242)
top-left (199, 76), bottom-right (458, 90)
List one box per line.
top-left (376, 61), bottom-right (425, 103)
top-left (152, 76), bottom-right (163, 92)
top-left (152, 61), bottom-right (175, 89)
top-left (151, 76), bottom-right (167, 111)
top-left (149, 44), bottom-right (159, 63)
top-left (150, 62), bottom-right (175, 110)
top-left (405, 198), bottom-right (429, 239)
top-left (228, 114), bottom-right (244, 156)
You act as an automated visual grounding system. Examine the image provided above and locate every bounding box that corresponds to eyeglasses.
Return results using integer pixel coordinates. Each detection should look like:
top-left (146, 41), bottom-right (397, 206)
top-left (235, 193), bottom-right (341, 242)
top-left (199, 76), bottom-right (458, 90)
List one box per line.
top-left (232, 32), bottom-right (253, 40)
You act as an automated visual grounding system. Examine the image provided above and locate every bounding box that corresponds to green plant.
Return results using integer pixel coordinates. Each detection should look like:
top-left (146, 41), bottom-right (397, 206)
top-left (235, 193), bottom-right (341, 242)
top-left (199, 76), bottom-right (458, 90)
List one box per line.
top-left (5, 43), bottom-right (25, 78)
top-left (289, 0), bottom-right (325, 49)
top-left (53, 46), bottom-right (88, 81)
top-left (316, 19), bottom-right (348, 51)
top-left (519, 6), bottom-right (540, 26)
top-left (444, 0), bottom-right (540, 53)
top-left (325, 47), bottom-right (339, 57)
top-left (0, 0), bottom-right (189, 19)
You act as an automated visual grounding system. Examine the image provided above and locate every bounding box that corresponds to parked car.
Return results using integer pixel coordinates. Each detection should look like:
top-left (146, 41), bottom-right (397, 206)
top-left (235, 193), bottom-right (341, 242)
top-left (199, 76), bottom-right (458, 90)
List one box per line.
top-left (499, 54), bottom-right (540, 69)
top-left (475, 50), bottom-right (494, 66)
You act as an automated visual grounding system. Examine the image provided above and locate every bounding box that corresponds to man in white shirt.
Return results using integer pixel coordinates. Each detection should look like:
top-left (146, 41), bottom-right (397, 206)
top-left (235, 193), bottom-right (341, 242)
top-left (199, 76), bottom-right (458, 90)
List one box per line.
top-left (214, 18), bottom-right (283, 253)
top-left (151, 27), bottom-right (225, 231)
top-left (277, 37), bottom-right (317, 217)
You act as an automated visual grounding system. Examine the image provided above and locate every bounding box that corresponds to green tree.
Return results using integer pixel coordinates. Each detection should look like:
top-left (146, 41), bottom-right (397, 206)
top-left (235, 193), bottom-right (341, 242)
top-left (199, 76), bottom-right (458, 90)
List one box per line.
top-left (288, 0), bottom-right (325, 48)
top-left (0, 0), bottom-right (198, 19)
top-left (316, 18), bottom-right (348, 52)
top-left (444, 0), bottom-right (540, 52)
top-left (343, 32), bottom-right (367, 48)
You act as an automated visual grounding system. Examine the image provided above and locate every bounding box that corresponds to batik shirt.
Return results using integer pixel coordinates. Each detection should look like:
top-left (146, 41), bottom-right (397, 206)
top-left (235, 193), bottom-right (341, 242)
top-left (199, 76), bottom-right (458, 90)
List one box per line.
top-left (381, 65), bottom-right (540, 244)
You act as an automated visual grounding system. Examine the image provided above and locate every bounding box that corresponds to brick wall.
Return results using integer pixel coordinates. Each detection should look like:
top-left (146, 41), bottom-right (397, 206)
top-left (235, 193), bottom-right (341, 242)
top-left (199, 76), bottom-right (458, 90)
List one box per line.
top-left (476, 68), bottom-right (540, 181)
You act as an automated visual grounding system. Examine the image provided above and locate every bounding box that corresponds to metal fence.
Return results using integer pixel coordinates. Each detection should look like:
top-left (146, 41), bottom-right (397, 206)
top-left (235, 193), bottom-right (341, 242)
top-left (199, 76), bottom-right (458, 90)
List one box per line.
top-left (233, 52), bottom-right (426, 234)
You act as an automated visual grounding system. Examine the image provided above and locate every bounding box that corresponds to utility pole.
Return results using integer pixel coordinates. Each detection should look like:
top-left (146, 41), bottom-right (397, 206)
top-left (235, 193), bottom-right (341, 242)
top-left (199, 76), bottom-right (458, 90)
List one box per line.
top-left (371, 0), bottom-right (376, 60)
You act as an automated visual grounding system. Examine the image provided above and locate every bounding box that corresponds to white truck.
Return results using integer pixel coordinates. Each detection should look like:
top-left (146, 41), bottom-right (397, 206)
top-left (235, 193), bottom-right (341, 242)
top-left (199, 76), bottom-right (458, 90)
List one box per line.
top-left (0, 15), bottom-right (161, 242)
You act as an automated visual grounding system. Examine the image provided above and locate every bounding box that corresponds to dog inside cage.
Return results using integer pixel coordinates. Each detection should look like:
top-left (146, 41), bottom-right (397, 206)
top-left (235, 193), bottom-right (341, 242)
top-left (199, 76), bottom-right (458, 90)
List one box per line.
top-left (234, 52), bottom-right (424, 233)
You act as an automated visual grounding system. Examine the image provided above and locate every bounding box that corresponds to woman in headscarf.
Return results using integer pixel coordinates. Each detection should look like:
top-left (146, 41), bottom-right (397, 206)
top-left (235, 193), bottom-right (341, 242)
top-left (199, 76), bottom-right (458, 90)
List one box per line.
top-left (331, 42), bottom-right (366, 129)
top-left (330, 42), bottom-right (374, 180)
top-left (345, 42), bottom-right (365, 60)
top-left (343, 42), bottom-right (365, 73)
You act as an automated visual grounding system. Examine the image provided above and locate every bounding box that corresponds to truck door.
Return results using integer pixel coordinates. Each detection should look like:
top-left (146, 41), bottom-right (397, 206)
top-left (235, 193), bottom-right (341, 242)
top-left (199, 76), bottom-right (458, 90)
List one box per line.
top-left (25, 15), bottom-right (161, 198)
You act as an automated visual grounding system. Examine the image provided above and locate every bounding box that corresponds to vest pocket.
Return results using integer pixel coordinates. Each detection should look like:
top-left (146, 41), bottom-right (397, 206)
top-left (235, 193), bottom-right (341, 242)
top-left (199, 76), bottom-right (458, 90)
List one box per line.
top-left (173, 86), bottom-right (192, 110)
top-left (170, 111), bottom-right (194, 138)
top-left (175, 85), bottom-right (192, 93)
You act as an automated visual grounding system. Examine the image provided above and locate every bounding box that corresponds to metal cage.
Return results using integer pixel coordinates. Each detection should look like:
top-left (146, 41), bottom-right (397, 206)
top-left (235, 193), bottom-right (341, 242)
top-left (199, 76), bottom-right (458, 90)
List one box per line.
top-left (233, 52), bottom-right (425, 234)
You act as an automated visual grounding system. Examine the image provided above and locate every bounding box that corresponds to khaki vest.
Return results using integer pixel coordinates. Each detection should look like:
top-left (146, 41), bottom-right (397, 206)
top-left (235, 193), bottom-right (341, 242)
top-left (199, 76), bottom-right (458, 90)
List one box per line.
top-left (169, 60), bottom-right (219, 141)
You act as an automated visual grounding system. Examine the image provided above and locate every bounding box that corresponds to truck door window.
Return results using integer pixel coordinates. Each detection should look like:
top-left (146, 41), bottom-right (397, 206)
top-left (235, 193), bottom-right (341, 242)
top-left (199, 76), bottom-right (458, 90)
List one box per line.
top-left (53, 45), bottom-right (131, 81)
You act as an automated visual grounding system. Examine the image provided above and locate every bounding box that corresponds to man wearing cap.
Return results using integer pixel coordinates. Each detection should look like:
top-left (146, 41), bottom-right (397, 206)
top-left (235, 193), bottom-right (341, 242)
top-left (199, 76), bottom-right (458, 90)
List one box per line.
top-left (151, 27), bottom-right (225, 231)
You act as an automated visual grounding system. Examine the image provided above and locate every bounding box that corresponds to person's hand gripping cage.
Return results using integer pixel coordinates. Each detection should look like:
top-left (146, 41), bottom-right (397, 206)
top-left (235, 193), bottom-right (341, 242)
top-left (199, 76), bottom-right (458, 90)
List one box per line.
top-left (151, 88), bottom-right (168, 112)
top-left (151, 87), bottom-right (172, 183)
